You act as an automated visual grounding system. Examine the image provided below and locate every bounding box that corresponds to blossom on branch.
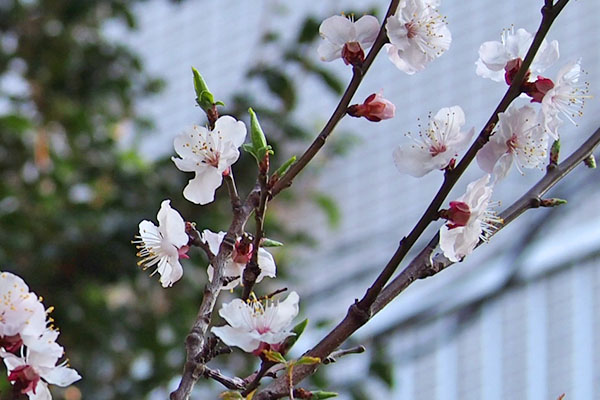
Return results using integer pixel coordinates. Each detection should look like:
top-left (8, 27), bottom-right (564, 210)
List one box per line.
top-left (203, 230), bottom-right (276, 290)
top-left (384, 0), bottom-right (451, 74)
top-left (541, 59), bottom-right (590, 139)
top-left (477, 105), bottom-right (548, 180)
top-left (2, 348), bottom-right (81, 400)
top-left (172, 116), bottom-right (247, 205)
top-left (134, 200), bottom-right (189, 288)
top-left (439, 174), bottom-right (501, 262)
top-left (347, 91), bottom-right (396, 122)
top-left (475, 27), bottom-right (559, 82)
top-left (212, 291), bottom-right (299, 354)
top-left (317, 15), bottom-right (380, 66)
top-left (393, 105), bottom-right (473, 177)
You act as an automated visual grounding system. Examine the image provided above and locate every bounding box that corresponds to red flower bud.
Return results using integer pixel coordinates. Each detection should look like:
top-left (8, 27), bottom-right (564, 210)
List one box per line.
top-left (347, 92), bottom-right (396, 122)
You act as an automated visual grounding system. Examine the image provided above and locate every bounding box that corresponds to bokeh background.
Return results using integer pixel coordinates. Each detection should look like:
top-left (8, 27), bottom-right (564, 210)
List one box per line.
top-left (1, 0), bottom-right (599, 399)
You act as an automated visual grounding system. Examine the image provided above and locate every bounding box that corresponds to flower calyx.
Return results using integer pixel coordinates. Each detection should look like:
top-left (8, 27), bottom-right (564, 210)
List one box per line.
top-left (439, 201), bottom-right (471, 229)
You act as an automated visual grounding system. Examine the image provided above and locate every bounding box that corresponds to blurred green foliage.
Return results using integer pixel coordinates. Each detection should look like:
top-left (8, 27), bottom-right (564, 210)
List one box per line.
top-left (0, 0), bottom-right (376, 398)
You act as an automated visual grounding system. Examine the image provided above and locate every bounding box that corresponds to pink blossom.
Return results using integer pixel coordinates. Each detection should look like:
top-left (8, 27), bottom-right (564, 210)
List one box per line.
top-left (347, 92), bottom-right (395, 122)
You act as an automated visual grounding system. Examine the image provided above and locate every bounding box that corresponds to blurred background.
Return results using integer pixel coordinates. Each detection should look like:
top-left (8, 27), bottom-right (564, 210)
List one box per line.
top-left (0, 0), bottom-right (599, 399)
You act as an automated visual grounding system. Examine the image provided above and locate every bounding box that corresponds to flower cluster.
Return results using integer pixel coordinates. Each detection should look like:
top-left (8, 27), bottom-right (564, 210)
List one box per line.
top-left (0, 271), bottom-right (81, 399)
top-left (318, 0), bottom-right (451, 74)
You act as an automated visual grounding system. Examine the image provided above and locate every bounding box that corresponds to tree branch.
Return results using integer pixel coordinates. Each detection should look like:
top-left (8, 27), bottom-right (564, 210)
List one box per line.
top-left (170, 185), bottom-right (261, 400)
top-left (252, 2), bottom-right (572, 397)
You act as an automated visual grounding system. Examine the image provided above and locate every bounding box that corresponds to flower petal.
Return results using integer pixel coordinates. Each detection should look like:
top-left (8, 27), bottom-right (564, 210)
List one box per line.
top-left (182, 168), bottom-right (223, 205)
top-left (319, 15), bottom-right (355, 46)
top-left (211, 325), bottom-right (260, 353)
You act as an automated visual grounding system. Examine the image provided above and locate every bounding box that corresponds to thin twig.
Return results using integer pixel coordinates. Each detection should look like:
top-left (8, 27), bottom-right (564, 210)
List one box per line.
top-left (203, 366), bottom-right (247, 391)
top-left (323, 345), bottom-right (366, 364)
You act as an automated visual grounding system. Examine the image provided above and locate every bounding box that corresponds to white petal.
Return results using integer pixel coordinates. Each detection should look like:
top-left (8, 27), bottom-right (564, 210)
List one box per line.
top-left (492, 153), bottom-right (514, 180)
top-left (532, 39), bottom-right (559, 73)
top-left (393, 144), bottom-right (438, 177)
top-left (1, 352), bottom-right (26, 370)
top-left (385, 15), bottom-right (409, 50)
top-left (201, 230), bottom-right (226, 255)
top-left (213, 116), bottom-right (247, 149)
top-left (319, 15), bottom-right (355, 46)
top-left (266, 291), bottom-right (299, 333)
top-left (211, 325), bottom-right (260, 353)
top-left (256, 249), bottom-right (277, 282)
top-left (40, 364), bottom-right (81, 387)
top-left (318, 40), bottom-right (342, 62)
top-left (218, 299), bottom-right (252, 329)
top-left (157, 200), bottom-right (188, 248)
top-left (354, 15), bottom-right (380, 49)
top-left (173, 130), bottom-right (199, 160)
top-left (28, 381), bottom-right (52, 400)
top-left (171, 156), bottom-right (198, 173)
top-left (182, 168), bottom-right (223, 205)
top-left (477, 140), bottom-right (507, 174)
top-left (158, 258), bottom-right (183, 288)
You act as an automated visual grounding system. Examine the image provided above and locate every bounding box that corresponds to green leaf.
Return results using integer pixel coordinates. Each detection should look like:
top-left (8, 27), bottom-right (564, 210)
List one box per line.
top-left (242, 143), bottom-right (260, 163)
top-left (274, 155), bottom-right (296, 178)
top-left (296, 356), bottom-right (321, 366)
top-left (278, 319), bottom-right (308, 355)
top-left (261, 238), bottom-right (284, 247)
top-left (312, 193), bottom-right (340, 228)
top-left (297, 17), bottom-right (321, 43)
top-left (192, 67), bottom-right (217, 110)
top-left (310, 391), bottom-right (338, 399)
top-left (263, 350), bottom-right (287, 364)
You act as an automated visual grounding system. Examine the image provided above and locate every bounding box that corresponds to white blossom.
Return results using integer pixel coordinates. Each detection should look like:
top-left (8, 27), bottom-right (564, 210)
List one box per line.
top-left (212, 291), bottom-right (299, 353)
top-left (0, 272), bottom-right (46, 354)
top-left (477, 105), bottom-right (548, 180)
top-left (203, 230), bottom-right (276, 290)
top-left (2, 348), bottom-right (81, 400)
top-left (384, 0), bottom-right (451, 74)
top-left (393, 106), bottom-right (473, 177)
top-left (439, 175), bottom-right (500, 262)
top-left (541, 59), bottom-right (591, 139)
top-left (317, 15), bottom-right (380, 65)
top-left (172, 116), bottom-right (247, 205)
top-left (134, 200), bottom-right (189, 288)
top-left (475, 27), bottom-right (559, 82)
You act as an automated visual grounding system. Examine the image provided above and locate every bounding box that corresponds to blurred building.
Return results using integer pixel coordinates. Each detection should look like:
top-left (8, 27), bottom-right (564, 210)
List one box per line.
top-left (127, 1), bottom-right (600, 399)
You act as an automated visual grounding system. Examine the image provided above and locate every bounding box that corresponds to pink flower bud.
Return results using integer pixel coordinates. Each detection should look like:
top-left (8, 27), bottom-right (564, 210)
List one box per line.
top-left (347, 92), bottom-right (396, 122)
top-left (504, 57), bottom-right (529, 85)
top-left (0, 334), bottom-right (23, 354)
top-left (440, 201), bottom-right (471, 229)
top-left (232, 240), bottom-right (253, 264)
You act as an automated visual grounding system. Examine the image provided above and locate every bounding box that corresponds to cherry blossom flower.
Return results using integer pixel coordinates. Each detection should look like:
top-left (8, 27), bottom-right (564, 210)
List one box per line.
top-left (541, 60), bottom-right (591, 139)
top-left (475, 27), bottom-right (559, 82)
top-left (0, 272), bottom-right (46, 354)
top-left (439, 175), bottom-right (501, 262)
top-left (477, 105), bottom-right (548, 180)
top-left (317, 15), bottom-right (380, 66)
top-left (384, 0), bottom-right (451, 74)
top-left (172, 116), bottom-right (247, 205)
top-left (211, 291), bottom-right (299, 354)
top-left (347, 91), bottom-right (396, 122)
top-left (203, 230), bottom-right (276, 290)
top-left (134, 200), bottom-right (189, 288)
top-left (393, 106), bottom-right (473, 177)
top-left (2, 348), bottom-right (81, 400)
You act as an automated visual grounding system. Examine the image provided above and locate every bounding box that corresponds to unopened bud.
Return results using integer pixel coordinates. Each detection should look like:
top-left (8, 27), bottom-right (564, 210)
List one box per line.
top-left (540, 198), bottom-right (567, 207)
top-left (550, 140), bottom-right (560, 166)
top-left (584, 154), bottom-right (596, 169)
top-left (347, 92), bottom-right (395, 122)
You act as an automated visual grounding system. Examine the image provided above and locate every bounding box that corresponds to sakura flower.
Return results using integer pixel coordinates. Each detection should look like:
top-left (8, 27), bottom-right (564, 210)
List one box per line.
top-left (172, 116), bottom-right (247, 205)
top-left (133, 200), bottom-right (189, 288)
top-left (541, 60), bottom-right (591, 139)
top-left (393, 106), bottom-right (474, 177)
top-left (384, 0), bottom-right (451, 74)
top-left (476, 27), bottom-right (559, 82)
top-left (2, 348), bottom-right (81, 400)
top-left (203, 230), bottom-right (276, 290)
top-left (318, 15), bottom-right (380, 66)
top-left (477, 105), bottom-right (548, 180)
top-left (439, 174), bottom-right (501, 262)
top-left (0, 272), bottom-right (46, 354)
top-left (212, 291), bottom-right (299, 353)
top-left (347, 91), bottom-right (396, 122)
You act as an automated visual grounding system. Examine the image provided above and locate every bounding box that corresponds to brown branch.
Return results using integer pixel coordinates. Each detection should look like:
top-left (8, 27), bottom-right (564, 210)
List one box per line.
top-left (203, 366), bottom-right (247, 391)
top-left (252, 2), bottom-right (572, 398)
top-left (242, 156), bottom-right (270, 300)
top-left (170, 185), bottom-right (261, 400)
top-left (269, 0), bottom-right (401, 198)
